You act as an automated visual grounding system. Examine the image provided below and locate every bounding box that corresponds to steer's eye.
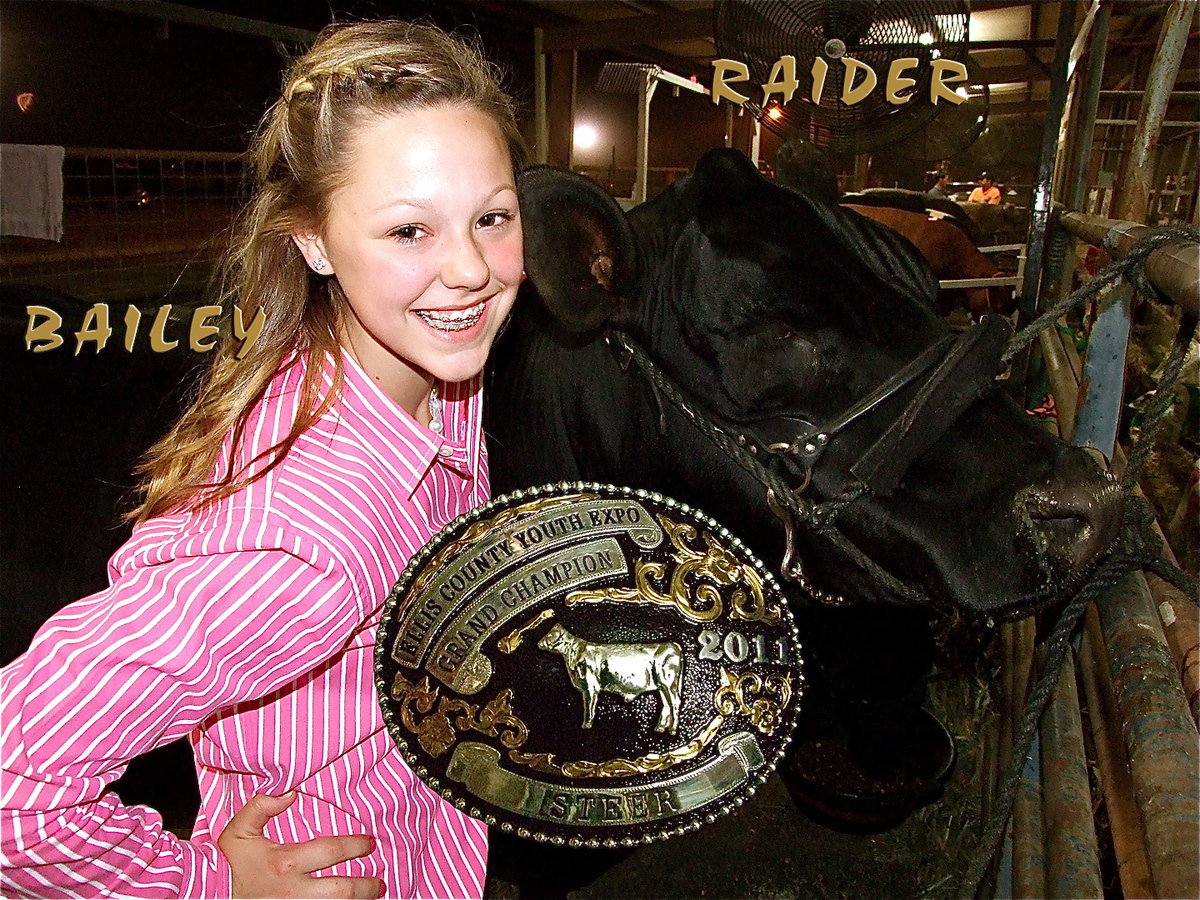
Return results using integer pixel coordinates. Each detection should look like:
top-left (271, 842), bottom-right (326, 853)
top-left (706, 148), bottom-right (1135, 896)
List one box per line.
top-left (718, 324), bottom-right (820, 412)
top-left (767, 325), bottom-right (817, 364)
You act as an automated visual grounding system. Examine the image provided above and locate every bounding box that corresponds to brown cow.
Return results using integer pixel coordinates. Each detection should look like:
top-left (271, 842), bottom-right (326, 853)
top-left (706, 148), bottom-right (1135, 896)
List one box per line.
top-left (842, 204), bottom-right (1012, 319)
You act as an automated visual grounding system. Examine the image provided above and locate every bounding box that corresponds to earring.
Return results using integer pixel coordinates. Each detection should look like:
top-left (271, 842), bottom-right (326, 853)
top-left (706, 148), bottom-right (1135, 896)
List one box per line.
top-left (520, 269), bottom-right (528, 282)
top-left (312, 257), bottom-right (327, 272)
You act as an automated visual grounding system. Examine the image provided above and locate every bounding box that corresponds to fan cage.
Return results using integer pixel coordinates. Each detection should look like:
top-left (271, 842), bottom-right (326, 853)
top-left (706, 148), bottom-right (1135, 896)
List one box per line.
top-left (714, 0), bottom-right (972, 154)
top-left (891, 57), bottom-right (990, 162)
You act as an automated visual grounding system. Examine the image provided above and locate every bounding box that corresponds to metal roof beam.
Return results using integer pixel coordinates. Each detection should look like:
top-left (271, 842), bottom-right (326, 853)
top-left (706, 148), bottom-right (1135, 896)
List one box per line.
top-left (543, 9), bottom-right (1057, 55)
top-left (617, 46), bottom-right (710, 81)
top-left (542, 7), bottom-right (713, 53)
top-left (76, 0), bottom-right (316, 43)
top-left (989, 99), bottom-right (1052, 117)
top-left (968, 39), bottom-right (1057, 49)
top-left (466, 1), bottom-right (577, 29)
top-left (975, 63), bottom-right (1052, 84)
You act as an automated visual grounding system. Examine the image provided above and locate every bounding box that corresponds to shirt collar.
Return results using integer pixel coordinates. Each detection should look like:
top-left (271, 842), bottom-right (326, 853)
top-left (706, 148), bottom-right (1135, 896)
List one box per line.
top-left (323, 349), bottom-right (474, 498)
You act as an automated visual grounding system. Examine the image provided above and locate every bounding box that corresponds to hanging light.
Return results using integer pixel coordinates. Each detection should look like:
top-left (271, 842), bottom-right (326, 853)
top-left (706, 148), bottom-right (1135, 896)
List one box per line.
top-left (574, 123), bottom-right (598, 149)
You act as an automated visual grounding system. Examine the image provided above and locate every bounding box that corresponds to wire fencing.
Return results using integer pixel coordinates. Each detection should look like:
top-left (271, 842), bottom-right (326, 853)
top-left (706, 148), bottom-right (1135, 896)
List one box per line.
top-left (1, 148), bottom-right (244, 305)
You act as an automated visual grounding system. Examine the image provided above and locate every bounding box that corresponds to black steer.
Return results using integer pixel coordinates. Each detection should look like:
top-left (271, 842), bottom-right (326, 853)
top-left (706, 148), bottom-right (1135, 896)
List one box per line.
top-left (489, 148), bottom-right (1119, 619)
top-left (484, 149), bottom-right (1122, 842)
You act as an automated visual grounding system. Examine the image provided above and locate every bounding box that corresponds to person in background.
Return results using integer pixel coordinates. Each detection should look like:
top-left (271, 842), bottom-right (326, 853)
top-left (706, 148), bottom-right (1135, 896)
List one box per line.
top-left (926, 171), bottom-right (951, 200)
top-left (2, 20), bottom-right (526, 899)
top-left (968, 171), bottom-right (1002, 204)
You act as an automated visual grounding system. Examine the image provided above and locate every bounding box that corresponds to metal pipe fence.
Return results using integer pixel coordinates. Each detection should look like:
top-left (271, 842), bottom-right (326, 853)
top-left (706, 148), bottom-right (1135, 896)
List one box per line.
top-left (1, 148), bottom-right (244, 304)
top-left (1059, 211), bottom-right (1199, 317)
top-left (994, 211), bottom-right (1199, 899)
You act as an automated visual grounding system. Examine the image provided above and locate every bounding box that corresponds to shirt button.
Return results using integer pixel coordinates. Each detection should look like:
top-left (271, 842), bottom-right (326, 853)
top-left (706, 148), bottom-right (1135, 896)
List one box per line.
top-left (437, 446), bottom-right (453, 457)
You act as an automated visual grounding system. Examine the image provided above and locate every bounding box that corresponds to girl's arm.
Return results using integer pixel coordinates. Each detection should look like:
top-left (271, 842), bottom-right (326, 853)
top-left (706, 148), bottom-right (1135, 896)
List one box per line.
top-left (1, 545), bottom-right (373, 899)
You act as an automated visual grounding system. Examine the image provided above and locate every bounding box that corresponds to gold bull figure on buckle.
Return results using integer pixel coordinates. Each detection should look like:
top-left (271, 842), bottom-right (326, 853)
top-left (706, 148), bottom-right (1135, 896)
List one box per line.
top-left (538, 624), bottom-right (683, 735)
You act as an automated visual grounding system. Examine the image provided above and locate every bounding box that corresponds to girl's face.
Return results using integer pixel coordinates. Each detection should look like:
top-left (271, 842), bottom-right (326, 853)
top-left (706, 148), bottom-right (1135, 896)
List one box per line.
top-left (295, 103), bottom-right (522, 413)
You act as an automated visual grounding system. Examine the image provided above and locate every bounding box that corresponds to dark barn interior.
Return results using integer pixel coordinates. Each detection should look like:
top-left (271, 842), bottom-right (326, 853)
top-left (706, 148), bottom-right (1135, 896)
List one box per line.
top-left (2, 2), bottom-right (1197, 898)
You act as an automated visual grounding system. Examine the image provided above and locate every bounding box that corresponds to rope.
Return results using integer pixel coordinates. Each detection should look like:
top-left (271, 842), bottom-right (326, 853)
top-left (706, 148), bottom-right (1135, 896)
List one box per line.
top-left (963, 500), bottom-right (1164, 897)
top-left (1148, 555), bottom-right (1200, 598)
top-left (612, 334), bottom-right (932, 607)
top-left (1121, 310), bottom-right (1196, 490)
top-left (1002, 225), bottom-right (1198, 364)
top-left (963, 226), bottom-right (1200, 898)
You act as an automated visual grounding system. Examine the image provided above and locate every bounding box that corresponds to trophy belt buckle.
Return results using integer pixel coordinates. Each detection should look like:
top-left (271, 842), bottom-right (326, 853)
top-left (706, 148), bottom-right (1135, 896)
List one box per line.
top-left (375, 482), bottom-right (805, 848)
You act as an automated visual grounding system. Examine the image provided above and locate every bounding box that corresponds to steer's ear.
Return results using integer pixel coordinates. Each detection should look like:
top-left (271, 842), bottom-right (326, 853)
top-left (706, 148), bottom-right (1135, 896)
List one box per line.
top-left (518, 165), bottom-right (636, 332)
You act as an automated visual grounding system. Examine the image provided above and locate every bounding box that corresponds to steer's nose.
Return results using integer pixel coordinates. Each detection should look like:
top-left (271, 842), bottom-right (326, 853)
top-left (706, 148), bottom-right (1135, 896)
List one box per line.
top-left (1015, 447), bottom-right (1124, 580)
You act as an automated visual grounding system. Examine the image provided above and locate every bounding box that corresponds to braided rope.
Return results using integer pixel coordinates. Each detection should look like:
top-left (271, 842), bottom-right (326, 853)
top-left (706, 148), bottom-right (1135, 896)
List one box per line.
top-left (1003, 224), bottom-right (1198, 365)
top-left (1148, 554), bottom-right (1200, 597)
top-left (1122, 310), bottom-right (1196, 491)
top-left (962, 498), bottom-right (1165, 897)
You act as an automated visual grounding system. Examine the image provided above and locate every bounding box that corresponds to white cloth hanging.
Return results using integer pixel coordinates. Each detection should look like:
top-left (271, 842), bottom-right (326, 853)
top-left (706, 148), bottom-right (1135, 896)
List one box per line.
top-left (1, 143), bottom-right (65, 242)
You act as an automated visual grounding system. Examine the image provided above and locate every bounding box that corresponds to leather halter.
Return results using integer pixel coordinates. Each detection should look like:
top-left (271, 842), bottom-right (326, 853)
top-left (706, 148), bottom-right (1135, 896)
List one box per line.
top-left (607, 315), bottom-right (1014, 605)
top-left (748, 315), bottom-right (1013, 496)
top-left (737, 332), bottom-right (956, 491)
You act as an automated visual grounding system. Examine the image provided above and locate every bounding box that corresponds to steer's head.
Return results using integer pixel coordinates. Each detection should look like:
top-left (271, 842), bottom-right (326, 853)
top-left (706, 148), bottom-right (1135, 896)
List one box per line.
top-left (516, 149), bottom-right (1122, 617)
top-left (537, 624), bottom-right (568, 653)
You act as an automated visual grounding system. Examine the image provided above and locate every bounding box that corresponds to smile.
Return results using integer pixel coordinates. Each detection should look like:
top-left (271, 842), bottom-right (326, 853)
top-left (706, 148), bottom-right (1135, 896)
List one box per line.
top-left (415, 298), bottom-right (488, 332)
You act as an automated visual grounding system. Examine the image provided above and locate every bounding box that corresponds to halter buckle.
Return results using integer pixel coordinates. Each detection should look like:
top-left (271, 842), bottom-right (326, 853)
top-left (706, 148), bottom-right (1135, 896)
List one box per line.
top-left (788, 428), bottom-right (830, 466)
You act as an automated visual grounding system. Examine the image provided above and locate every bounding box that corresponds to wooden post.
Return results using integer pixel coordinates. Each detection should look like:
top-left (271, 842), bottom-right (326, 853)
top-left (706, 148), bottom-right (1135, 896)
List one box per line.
top-left (547, 50), bottom-right (576, 170)
top-left (533, 28), bottom-right (548, 165)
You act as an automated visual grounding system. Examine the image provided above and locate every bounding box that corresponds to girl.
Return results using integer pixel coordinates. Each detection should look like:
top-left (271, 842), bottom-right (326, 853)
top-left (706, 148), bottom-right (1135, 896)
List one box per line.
top-left (2, 20), bottom-right (526, 899)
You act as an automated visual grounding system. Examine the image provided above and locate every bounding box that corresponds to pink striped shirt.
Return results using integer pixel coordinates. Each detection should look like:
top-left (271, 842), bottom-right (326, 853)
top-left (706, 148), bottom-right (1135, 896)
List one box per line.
top-left (1, 349), bottom-right (490, 898)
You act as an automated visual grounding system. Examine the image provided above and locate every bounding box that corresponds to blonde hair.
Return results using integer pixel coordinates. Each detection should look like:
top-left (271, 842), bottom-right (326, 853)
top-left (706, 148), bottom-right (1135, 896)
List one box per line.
top-left (130, 20), bottom-right (526, 523)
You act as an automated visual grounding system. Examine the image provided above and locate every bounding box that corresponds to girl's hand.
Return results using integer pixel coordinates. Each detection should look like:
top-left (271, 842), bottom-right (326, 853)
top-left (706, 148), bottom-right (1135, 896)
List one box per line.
top-left (218, 792), bottom-right (383, 899)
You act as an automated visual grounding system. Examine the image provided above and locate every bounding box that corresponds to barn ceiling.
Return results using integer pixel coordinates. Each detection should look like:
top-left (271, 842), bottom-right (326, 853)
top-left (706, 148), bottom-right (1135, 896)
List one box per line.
top-left (473, 0), bottom-right (1192, 119)
top-left (79, 0), bottom-right (1195, 126)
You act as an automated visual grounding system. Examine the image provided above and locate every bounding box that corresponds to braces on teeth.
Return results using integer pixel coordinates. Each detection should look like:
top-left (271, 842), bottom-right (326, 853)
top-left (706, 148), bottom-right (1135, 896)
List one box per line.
top-left (418, 303), bottom-right (486, 331)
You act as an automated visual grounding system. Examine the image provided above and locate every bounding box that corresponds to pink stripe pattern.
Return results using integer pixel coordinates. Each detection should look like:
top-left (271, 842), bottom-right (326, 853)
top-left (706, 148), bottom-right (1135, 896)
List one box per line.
top-left (2, 350), bottom-right (491, 898)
